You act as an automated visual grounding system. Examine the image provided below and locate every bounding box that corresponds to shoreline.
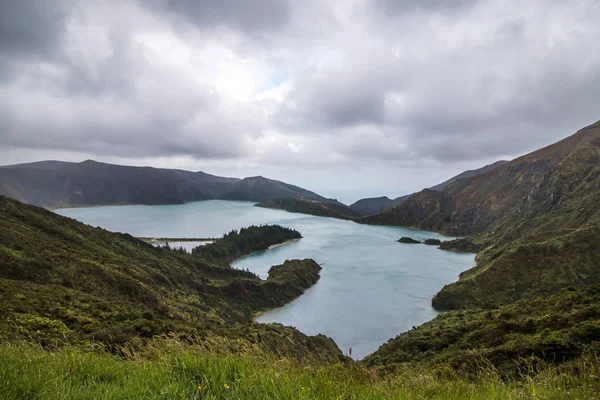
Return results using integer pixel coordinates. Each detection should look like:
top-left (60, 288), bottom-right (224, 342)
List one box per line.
top-left (267, 238), bottom-right (301, 250)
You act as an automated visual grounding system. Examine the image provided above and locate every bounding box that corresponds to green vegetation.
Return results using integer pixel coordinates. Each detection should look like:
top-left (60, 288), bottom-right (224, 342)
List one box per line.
top-left (3, 120), bottom-right (600, 398)
top-left (2, 343), bottom-right (599, 399)
top-left (191, 225), bottom-right (301, 266)
top-left (363, 121), bottom-right (600, 310)
top-left (255, 197), bottom-right (362, 220)
top-left (438, 238), bottom-right (484, 253)
top-left (0, 195), bottom-right (341, 362)
top-left (364, 120), bottom-right (600, 381)
top-left (367, 285), bottom-right (600, 376)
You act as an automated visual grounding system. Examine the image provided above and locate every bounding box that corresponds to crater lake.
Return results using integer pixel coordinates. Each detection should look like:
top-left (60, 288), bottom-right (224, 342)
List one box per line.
top-left (56, 200), bottom-right (474, 359)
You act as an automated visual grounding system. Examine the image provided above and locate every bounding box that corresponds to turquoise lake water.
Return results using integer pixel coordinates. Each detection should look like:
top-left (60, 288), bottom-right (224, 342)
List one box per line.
top-left (56, 200), bottom-right (474, 359)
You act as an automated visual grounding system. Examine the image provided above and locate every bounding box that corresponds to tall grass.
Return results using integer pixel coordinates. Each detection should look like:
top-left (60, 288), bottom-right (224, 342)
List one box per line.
top-left (0, 343), bottom-right (598, 399)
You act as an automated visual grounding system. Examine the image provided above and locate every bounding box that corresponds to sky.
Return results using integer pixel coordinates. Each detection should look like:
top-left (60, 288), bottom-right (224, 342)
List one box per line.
top-left (1, 0), bottom-right (599, 204)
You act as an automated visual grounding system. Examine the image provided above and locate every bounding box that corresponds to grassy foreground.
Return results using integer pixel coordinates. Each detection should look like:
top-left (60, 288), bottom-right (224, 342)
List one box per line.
top-left (0, 343), bottom-right (599, 400)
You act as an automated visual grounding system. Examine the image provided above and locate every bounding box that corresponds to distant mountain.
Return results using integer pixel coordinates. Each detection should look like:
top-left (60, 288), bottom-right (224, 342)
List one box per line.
top-left (219, 175), bottom-right (332, 203)
top-left (255, 198), bottom-right (363, 220)
top-left (349, 161), bottom-right (507, 216)
top-left (348, 195), bottom-right (411, 217)
top-left (0, 160), bottom-right (330, 208)
top-left (2, 160), bottom-right (76, 170)
top-left (362, 119), bottom-right (600, 310)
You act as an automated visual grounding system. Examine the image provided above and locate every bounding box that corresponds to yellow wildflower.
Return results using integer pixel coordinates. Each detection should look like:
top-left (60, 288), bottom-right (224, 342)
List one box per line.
top-left (197, 386), bottom-right (202, 390)
top-left (224, 384), bottom-right (230, 389)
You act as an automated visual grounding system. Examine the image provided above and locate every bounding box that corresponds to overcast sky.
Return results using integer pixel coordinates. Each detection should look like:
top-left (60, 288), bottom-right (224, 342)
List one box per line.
top-left (1, 0), bottom-right (599, 203)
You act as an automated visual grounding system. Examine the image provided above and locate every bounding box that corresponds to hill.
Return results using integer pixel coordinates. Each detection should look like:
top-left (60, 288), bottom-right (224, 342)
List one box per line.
top-left (366, 284), bottom-right (600, 375)
top-left (0, 195), bottom-right (343, 362)
top-left (0, 160), bottom-right (332, 208)
top-left (363, 120), bottom-right (600, 375)
top-left (219, 175), bottom-right (334, 203)
top-left (428, 160), bottom-right (508, 191)
top-left (349, 194), bottom-right (411, 217)
top-left (255, 198), bottom-right (363, 220)
top-left (349, 161), bottom-right (507, 216)
top-left (361, 119), bottom-right (600, 309)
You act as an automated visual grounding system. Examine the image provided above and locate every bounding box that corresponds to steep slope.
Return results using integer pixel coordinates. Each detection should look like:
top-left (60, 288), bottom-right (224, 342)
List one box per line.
top-left (0, 196), bottom-right (343, 361)
top-left (350, 160), bottom-right (506, 216)
top-left (362, 120), bottom-right (600, 310)
top-left (255, 198), bottom-right (362, 220)
top-left (428, 160), bottom-right (508, 191)
top-left (0, 168), bottom-right (71, 208)
top-left (363, 121), bottom-right (600, 236)
top-left (365, 120), bottom-right (600, 371)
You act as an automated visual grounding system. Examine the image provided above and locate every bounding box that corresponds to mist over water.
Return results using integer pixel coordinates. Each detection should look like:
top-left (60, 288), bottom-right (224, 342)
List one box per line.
top-left (57, 201), bottom-right (474, 359)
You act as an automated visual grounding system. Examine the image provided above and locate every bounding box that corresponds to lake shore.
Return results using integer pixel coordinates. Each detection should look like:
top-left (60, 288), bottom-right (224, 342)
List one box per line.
top-left (268, 238), bottom-right (301, 250)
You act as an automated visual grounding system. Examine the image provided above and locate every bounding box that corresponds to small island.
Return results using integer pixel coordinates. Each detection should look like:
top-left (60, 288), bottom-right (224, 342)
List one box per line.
top-left (398, 237), bottom-right (421, 244)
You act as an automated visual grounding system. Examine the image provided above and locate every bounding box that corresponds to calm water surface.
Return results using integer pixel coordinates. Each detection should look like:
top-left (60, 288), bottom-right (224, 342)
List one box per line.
top-left (57, 201), bottom-right (474, 359)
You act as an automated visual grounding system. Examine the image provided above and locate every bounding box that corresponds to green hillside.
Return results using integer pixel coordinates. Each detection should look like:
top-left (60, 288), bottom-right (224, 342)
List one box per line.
top-left (361, 120), bottom-right (600, 309)
top-left (362, 120), bottom-right (600, 376)
top-left (0, 195), bottom-right (342, 361)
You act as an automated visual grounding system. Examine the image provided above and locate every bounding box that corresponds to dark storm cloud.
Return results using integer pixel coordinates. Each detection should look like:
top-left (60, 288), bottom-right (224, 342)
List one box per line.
top-left (145, 0), bottom-right (293, 34)
top-left (0, 0), bottom-right (72, 81)
top-left (0, 0), bottom-right (70, 57)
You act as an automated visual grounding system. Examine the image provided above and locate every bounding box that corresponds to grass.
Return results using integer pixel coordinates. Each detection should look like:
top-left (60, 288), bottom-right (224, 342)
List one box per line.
top-left (0, 343), bottom-right (599, 399)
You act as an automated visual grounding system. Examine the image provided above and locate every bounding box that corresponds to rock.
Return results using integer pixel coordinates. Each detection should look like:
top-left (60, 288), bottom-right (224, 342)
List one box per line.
top-left (423, 238), bottom-right (442, 245)
top-left (398, 237), bottom-right (420, 244)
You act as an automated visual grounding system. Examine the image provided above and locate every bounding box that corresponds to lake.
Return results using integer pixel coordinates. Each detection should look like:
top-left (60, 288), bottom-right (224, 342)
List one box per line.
top-left (56, 200), bottom-right (474, 359)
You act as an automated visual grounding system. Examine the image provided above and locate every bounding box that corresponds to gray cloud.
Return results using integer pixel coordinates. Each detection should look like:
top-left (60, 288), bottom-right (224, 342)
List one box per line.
top-left (145, 0), bottom-right (292, 35)
top-left (0, 0), bottom-right (70, 57)
top-left (0, 0), bottom-right (72, 81)
top-left (0, 1), bottom-right (264, 160)
top-left (0, 0), bottom-right (600, 197)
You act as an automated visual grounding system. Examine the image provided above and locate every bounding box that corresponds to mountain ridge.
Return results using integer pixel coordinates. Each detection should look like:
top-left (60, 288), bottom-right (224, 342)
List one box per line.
top-left (349, 161), bottom-right (508, 216)
top-left (0, 160), bottom-right (331, 209)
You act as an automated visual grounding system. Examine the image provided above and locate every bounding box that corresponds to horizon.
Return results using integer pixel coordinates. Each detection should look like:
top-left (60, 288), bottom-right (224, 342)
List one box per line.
top-left (2, 156), bottom-right (512, 205)
top-left (1, 1), bottom-right (599, 202)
